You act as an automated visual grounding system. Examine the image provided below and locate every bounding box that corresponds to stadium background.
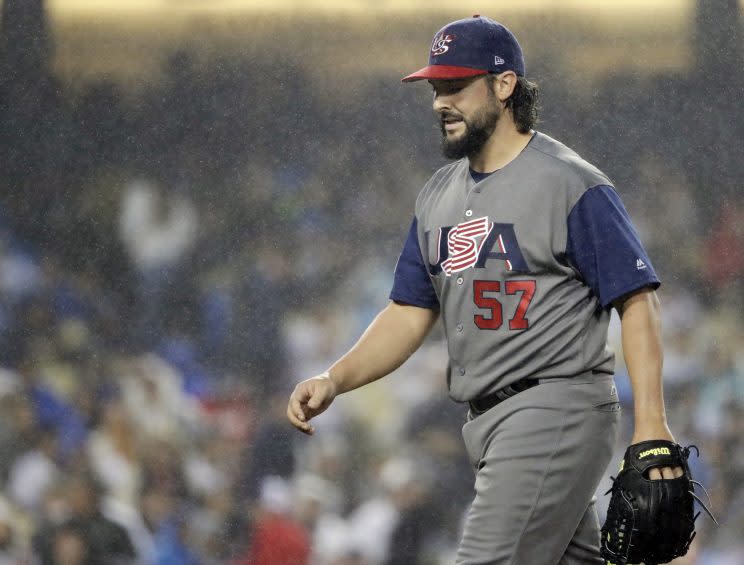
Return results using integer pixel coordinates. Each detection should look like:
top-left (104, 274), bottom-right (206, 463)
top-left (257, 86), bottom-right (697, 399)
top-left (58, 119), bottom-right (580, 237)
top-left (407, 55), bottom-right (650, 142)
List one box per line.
top-left (0, 0), bottom-right (742, 563)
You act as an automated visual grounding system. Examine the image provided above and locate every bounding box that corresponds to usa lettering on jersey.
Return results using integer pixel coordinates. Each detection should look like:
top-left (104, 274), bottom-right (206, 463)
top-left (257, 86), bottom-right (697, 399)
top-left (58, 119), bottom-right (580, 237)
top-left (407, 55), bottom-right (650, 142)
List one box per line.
top-left (441, 217), bottom-right (490, 275)
top-left (428, 217), bottom-right (529, 276)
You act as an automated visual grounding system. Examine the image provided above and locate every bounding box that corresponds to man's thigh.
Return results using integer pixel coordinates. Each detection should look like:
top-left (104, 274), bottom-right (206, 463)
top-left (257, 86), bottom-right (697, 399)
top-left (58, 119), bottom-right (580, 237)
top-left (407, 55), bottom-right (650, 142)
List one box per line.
top-left (456, 376), bottom-right (620, 565)
top-left (560, 499), bottom-right (604, 565)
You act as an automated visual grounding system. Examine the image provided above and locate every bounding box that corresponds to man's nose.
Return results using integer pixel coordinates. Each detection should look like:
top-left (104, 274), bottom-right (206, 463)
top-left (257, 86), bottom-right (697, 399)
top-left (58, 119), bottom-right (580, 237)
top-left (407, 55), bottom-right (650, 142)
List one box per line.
top-left (432, 93), bottom-right (451, 113)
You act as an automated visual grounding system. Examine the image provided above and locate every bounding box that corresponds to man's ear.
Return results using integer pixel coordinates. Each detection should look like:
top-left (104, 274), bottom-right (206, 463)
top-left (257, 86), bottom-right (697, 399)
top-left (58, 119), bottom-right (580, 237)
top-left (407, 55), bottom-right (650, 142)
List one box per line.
top-left (490, 71), bottom-right (518, 103)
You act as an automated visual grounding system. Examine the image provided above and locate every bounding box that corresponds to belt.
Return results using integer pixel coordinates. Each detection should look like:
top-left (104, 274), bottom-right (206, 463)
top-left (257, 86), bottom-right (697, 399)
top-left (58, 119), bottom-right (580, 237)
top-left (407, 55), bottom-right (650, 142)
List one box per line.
top-left (468, 379), bottom-right (540, 415)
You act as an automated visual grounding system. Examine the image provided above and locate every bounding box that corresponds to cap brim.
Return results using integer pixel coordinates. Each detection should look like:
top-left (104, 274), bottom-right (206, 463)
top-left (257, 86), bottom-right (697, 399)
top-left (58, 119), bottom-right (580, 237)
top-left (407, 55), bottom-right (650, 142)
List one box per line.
top-left (401, 65), bottom-right (488, 83)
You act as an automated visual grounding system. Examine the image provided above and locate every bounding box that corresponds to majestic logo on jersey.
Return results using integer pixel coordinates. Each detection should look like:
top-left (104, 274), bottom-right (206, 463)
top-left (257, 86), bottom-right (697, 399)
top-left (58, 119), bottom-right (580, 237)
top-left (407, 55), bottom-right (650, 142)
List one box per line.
top-left (427, 216), bottom-right (529, 276)
top-left (431, 34), bottom-right (456, 56)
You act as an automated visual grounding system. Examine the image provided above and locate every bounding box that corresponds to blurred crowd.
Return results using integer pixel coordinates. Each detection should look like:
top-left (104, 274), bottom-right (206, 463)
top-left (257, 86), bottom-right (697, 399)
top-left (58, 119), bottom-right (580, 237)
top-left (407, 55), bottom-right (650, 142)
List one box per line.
top-left (1, 4), bottom-right (744, 564)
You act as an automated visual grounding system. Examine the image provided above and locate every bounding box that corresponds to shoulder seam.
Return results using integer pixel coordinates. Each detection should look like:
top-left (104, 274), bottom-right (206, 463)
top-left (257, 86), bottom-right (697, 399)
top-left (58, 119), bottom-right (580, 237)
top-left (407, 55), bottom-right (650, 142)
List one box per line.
top-left (434, 160), bottom-right (462, 177)
top-left (566, 184), bottom-right (616, 218)
top-left (526, 143), bottom-right (612, 191)
top-left (415, 160), bottom-right (464, 213)
top-left (525, 143), bottom-right (583, 172)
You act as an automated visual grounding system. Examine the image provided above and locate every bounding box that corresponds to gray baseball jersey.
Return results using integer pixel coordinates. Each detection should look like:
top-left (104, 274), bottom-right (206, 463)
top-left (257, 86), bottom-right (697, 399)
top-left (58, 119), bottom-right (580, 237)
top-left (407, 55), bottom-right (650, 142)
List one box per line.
top-left (390, 131), bottom-right (659, 402)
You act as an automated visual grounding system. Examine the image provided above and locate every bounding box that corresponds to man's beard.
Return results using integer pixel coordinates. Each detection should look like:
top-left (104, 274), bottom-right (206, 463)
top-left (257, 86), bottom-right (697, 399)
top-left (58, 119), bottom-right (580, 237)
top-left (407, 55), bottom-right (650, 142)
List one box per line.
top-left (440, 97), bottom-right (501, 160)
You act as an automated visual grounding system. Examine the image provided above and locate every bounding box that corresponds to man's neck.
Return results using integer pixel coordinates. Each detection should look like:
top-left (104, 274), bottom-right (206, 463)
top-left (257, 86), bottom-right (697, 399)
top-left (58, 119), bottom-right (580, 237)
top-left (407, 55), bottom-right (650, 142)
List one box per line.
top-left (469, 121), bottom-right (534, 173)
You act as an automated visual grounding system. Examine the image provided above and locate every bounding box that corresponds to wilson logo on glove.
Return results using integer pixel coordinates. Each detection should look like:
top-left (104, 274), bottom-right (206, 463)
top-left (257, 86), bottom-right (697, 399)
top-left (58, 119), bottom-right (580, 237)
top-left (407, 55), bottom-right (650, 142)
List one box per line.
top-left (638, 446), bottom-right (671, 459)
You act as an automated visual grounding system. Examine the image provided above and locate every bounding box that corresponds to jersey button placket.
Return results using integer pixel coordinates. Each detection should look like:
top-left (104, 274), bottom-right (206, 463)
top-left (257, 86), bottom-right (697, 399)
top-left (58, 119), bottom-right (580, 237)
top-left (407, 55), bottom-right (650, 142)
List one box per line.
top-left (456, 276), bottom-right (464, 285)
top-left (456, 323), bottom-right (464, 333)
top-left (465, 209), bottom-right (473, 217)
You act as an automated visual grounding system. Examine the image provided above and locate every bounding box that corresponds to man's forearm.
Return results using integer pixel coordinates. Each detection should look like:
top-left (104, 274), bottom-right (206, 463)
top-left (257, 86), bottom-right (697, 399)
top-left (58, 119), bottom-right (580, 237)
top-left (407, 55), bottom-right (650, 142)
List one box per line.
top-left (327, 301), bottom-right (439, 394)
top-left (616, 288), bottom-right (671, 441)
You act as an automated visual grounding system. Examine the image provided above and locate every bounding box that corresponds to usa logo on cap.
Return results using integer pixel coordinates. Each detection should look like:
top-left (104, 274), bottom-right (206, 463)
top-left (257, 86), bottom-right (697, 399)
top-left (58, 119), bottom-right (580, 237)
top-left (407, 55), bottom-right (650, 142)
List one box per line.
top-left (431, 34), bottom-right (456, 56)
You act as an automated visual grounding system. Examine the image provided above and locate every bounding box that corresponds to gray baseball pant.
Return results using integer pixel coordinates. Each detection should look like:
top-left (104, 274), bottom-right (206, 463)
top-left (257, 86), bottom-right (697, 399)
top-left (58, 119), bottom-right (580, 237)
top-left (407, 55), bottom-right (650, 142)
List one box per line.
top-left (456, 373), bottom-right (621, 565)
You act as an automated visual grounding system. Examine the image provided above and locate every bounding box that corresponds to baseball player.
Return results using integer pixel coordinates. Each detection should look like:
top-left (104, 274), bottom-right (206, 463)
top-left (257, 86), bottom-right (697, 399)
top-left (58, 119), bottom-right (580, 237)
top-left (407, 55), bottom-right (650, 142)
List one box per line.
top-left (288, 15), bottom-right (682, 564)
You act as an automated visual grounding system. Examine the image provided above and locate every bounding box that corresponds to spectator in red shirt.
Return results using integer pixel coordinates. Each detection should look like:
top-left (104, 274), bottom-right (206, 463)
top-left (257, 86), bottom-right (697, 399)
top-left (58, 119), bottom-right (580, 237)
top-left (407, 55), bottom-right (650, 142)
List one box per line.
top-left (233, 476), bottom-right (310, 565)
top-left (704, 204), bottom-right (744, 294)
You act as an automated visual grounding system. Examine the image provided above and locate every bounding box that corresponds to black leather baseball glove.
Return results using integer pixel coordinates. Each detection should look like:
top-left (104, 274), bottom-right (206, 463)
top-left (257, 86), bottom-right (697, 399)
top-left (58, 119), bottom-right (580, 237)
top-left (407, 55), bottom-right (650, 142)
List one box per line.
top-left (600, 439), bottom-right (717, 565)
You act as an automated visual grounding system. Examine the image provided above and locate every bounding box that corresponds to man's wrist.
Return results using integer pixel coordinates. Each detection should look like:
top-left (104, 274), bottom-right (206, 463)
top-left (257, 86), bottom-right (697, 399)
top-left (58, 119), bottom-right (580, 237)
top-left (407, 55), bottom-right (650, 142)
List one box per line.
top-left (320, 369), bottom-right (342, 395)
top-left (632, 419), bottom-right (674, 444)
top-left (634, 412), bottom-right (668, 425)
top-left (633, 404), bottom-right (668, 426)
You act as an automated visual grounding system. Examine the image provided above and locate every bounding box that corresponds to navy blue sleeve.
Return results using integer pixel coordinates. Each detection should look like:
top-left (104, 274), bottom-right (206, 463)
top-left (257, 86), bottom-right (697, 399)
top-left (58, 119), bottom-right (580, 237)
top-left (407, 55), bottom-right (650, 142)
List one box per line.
top-left (389, 217), bottom-right (440, 309)
top-left (566, 185), bottom-right (660, 308)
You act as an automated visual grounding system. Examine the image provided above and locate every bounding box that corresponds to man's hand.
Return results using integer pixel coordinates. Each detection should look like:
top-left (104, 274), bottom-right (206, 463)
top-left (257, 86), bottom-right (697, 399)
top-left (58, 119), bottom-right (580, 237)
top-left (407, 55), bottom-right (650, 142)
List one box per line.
top-left (632, 423), bottom-right (684, 479)
top-left (286, 373), bottom-right (338, 435)
top-left (285, 302), bottom-right (438, 435)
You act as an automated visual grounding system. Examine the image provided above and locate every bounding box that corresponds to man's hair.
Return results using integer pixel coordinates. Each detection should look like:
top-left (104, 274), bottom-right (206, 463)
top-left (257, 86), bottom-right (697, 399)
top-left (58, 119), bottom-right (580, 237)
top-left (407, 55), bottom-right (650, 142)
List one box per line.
top-left (487, 75), bottom-right (539, 134)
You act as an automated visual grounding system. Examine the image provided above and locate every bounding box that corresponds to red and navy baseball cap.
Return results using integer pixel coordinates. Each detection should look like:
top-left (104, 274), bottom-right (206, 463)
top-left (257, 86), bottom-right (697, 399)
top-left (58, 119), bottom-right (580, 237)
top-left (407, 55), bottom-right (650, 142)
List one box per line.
top-left (402, 15), bottom-right (525, 83)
